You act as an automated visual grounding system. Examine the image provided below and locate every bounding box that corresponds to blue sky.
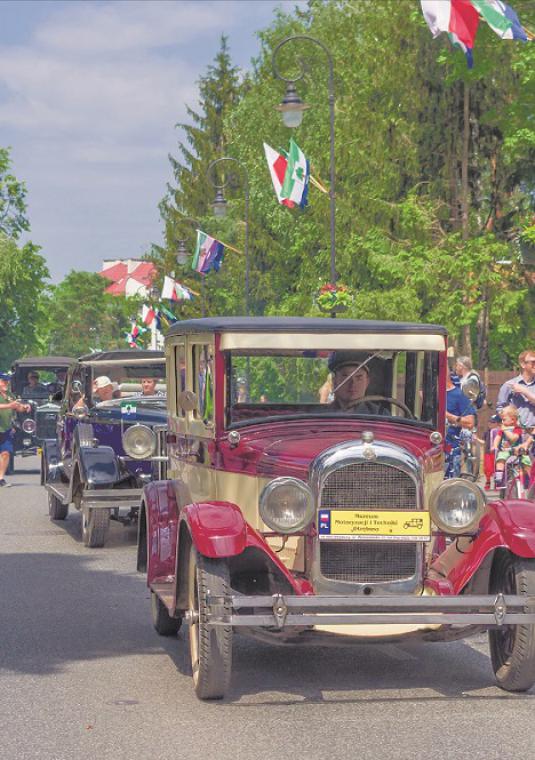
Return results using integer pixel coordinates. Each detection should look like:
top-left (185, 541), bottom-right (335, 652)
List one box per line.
top-left (0, 0), bottom-right (304, 281)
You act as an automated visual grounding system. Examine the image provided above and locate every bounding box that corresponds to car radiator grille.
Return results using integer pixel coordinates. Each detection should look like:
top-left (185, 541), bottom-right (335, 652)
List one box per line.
top-left (35, 412), bottom-right (57, 440)
top-left (320, 541), bottom-right (417, 583)
top-left (319, 462), bottom-right (419, 584)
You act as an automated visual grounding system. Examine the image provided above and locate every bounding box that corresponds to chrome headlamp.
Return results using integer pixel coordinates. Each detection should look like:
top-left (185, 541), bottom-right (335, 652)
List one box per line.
top-left (122, 424), bottom-right (156, 460)
top-left (22, 418), bottom-right (36, 434)
top-left (430, 479), bottom-right (486, 534)
top-left (259, 477), bottom-right (314, 534)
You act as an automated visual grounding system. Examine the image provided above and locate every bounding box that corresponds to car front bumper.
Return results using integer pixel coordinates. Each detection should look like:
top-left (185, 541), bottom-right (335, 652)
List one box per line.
top-left (205, 593), bottom-right (535, 629)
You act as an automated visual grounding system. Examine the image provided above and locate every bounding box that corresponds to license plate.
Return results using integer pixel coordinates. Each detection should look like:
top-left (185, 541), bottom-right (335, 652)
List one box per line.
top-left (318, 510), bottom-right (431, 541)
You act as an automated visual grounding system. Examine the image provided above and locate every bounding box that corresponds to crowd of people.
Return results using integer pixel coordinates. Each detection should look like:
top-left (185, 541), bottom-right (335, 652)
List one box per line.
top-left (446, 349), bottom-right (535, 491)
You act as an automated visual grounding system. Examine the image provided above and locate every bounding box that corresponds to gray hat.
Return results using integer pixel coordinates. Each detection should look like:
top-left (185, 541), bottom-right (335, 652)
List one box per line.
top-left (328, 351), bottom-right (370, 373)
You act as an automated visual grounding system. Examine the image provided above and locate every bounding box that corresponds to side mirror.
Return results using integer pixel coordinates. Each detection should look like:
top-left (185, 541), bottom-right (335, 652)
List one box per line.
top-left (461, 376), bottom-right (480, 402)
top-left (177, 390), bottom-right (198, 412)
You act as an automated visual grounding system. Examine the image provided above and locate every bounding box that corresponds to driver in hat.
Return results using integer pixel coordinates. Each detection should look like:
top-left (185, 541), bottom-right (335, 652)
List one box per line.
top-left (328, 352), bottom-right (383, 414)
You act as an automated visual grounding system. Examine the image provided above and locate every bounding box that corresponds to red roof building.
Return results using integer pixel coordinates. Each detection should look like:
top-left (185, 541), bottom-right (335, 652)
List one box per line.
top-left (99, 259), bottom-right (156, 298)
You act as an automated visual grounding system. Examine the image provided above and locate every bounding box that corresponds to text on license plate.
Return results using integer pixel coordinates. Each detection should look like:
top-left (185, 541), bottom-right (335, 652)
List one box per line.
top-left (318, 510), bottom-right (431, 541)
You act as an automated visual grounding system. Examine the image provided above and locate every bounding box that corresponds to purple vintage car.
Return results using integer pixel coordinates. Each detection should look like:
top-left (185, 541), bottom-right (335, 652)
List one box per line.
top-left (42, 350), bottom-right (167, 547)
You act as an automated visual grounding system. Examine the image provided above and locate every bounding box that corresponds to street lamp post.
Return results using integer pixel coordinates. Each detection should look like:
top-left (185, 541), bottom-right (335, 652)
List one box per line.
top-left (272, 35), bottom-right (337, 286)
top-left (206, 157), bottom-right (250, 315)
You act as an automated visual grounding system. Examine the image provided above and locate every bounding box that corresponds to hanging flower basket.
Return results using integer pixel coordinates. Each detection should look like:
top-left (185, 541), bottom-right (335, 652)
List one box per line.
top-left (315, 283), bottom-right (353, 314)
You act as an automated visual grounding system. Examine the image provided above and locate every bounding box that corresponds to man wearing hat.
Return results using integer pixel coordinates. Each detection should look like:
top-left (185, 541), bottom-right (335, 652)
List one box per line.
top-left (327, 352), bottom-right (384, 414)
top-left (93, 376), bottom-right (115, 403)
top-left (0, 373), bottom-right (30, 487)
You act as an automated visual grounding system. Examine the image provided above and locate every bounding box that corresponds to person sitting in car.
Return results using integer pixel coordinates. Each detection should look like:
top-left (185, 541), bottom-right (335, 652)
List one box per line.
top-left (93, 376), bottom-right (116, 403)
top-left (47, 369), bottom-right (67, 396)
top-left (22, 371), bottom-right (47, 395)
top-left (328, 352), bottom-right (386, 414)
top-left (135, 377), bottom-right (164, 397)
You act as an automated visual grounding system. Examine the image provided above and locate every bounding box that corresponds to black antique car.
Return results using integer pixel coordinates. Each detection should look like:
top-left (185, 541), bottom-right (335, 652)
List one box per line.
top-left (42, 350), bottom-right (167, 548)
top-left (9, 356), bottom-right (74, 469)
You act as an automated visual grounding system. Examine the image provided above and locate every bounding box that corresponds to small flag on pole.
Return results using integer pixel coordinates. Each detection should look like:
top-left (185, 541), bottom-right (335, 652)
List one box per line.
top-left (281, 138), bottom-right (310, 209)
top-left (420, 0), bottom-right (532, 68)
top-left (141, 304), bottom-right (156, 326)
top-left (192, 230), bottom-right (225, 275)
top-left (161, 275), bottom-right (195, 301)
top-left (264, 140), bottom-right (310, 209)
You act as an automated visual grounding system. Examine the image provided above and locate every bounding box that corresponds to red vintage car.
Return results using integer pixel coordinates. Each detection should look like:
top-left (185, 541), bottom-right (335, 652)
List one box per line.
top-left (137, 317), bottom-right (535, 699)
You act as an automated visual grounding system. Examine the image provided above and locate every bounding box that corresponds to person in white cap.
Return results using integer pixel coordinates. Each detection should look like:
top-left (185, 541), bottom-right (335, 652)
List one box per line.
top-left (93, 376), bottom-right (114, 402)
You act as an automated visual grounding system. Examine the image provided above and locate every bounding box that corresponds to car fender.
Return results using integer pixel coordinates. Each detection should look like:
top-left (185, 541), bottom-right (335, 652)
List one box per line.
top-left (143, 480), bottom-right (178, 583)
top-left (76, 445), bottom-right (120, 487)
top-left (444, 499), bottom-right (535, 594)
top-left (182, 502), bottom-right (312, 595)
top-left (183, 501), bottom-right (247, 558)
top-left (42, 440), bottom-right (61, 484)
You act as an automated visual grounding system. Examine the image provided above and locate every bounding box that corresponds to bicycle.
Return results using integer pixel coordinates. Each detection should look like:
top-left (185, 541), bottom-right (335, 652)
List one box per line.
top-left (445, 425), bottom-right (480, 481)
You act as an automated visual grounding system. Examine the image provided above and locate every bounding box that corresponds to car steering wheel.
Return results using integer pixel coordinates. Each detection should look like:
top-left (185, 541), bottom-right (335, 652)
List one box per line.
top-left (345, 394), bottom-right (416, 419)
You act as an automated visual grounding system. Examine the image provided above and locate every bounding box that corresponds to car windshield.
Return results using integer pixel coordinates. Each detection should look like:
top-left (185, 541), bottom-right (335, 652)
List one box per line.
top-left (19, 368), bottom-right (66, 399)
top-left (227, 349), bottom-right (439, 427)
top-left (85, 362), bottom-right (166, 405)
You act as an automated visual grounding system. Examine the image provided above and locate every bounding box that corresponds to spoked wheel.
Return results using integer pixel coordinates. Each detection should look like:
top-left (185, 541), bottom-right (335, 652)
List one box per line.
top-left (489, 551), bottom-right (535, 692)
top-left (151, 591), bottom-right (182, 636)
top-left (188, 546), bottom-right (232, 700)
top-left (82, 506), bottom-right (110, 548)
top-left (48, 491), bottom-right (68, 521)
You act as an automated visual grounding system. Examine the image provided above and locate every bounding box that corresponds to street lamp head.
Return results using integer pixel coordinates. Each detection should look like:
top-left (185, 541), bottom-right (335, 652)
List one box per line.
top-left (176, 239), bottom-right (190, 266)
top-left (212, 188), bottom-right (228, 218)
top-left (275, 82), bottom-right (310, 128)
top-left (150, 284), bottom-right (160, 302)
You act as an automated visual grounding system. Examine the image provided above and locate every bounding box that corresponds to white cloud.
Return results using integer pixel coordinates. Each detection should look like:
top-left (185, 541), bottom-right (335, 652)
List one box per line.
top-left (0, 0), bottom-right (304, 281)
top-left (34, 0), bottom-right (240, 55)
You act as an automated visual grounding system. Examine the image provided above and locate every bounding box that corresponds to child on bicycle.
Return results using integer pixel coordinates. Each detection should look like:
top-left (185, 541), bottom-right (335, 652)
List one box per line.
top-left (493, 405), bottom-right (532, 489)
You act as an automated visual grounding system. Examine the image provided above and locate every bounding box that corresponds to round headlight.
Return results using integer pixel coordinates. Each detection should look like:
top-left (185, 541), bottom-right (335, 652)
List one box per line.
top-left (430, 479), bottom-right (486, 534)
top-left (259, 477), bottom-right (314, 534)
top-left (22, 418), bottom-right (36, 434)
top-left (122, 424), bottom-right (156, 460)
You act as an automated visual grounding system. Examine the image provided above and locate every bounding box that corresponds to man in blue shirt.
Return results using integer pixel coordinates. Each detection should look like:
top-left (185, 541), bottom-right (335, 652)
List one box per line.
top-left (445, 375), bottom-right (476, 478)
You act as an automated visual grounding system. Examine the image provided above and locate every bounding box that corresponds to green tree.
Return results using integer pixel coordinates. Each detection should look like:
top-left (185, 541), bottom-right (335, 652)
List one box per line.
top-left (0, 233), bottom-right (49, 369)
top-left (0, 147), bottom-right (30, 240)
top-left (46, 271), bottom-right (139, 357)
top-left (152, 36), bottom-right (244, 318)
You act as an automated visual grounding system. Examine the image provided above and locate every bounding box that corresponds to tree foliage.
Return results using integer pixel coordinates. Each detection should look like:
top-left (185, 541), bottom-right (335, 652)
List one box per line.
top-left (0, 148), bottom-right (30, 240)
top-left (0, 234), bottom-right (49, 369)
top-left (152, 0), bottom-right (534, 368)
top-left (46, 271), bottom-right (138, 358)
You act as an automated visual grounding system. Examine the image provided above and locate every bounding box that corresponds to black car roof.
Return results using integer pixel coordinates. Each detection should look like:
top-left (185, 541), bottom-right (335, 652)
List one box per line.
top-left (77, 349), bottom-right (164, 362)
top-left (166, 317), bottom-right (448, 337)
top-left (12, 356), bottom-right (75, 368)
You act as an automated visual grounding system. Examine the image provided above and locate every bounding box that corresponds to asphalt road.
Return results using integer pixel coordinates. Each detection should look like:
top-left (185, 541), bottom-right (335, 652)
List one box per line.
top-left (1, 456), bottom-right (534, 760)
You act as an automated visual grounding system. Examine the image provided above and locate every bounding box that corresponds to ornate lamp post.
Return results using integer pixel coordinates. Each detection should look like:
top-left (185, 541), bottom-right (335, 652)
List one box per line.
top-left (272, 35), bottom-right (337, 287)
top-left (207, 157), bottom-right (250, 315)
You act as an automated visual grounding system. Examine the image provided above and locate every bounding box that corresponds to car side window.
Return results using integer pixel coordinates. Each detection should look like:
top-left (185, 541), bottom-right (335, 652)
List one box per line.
top-left (175, 343), bottom-right (186, 418)
top-left (192, 344), bottom-right (214, 426)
